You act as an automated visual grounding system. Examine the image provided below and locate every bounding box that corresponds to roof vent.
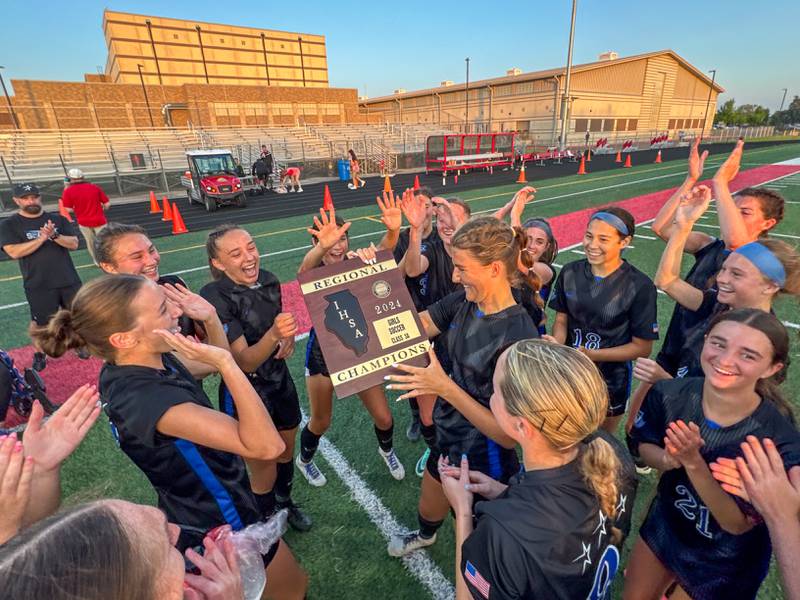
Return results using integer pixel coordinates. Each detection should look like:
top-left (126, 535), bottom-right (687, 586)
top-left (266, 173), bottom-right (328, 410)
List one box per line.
top-left (598, 51), bottom-right (618, 61)
top-left (506, 67), bottom-right (522, 76)
top-left (393, 88), bottom-right (406, 94)
top-left (440, 80), bottom-right (455, 87)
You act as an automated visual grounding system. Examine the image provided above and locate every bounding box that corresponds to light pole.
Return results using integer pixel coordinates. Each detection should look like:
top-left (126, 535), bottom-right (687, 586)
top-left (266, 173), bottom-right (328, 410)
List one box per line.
top-left (137, 64), bottom-right (156, 128)
top-left (702, 69), bottom-right (717, 135)
top-left (779, 88), bottom-right (788, 112)
top-left (465, 57), bottom-right (470, 133)
top-left (0, 66), bottom-right (19, 130)
top-left (558, 0), bottom-right (578, 150)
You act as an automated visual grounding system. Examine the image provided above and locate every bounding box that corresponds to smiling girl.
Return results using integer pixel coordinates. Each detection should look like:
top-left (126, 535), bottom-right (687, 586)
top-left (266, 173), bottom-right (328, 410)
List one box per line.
top-left (549, 207), bottom-right (659, 432)
top-left (385, 216), bottom-right (538, 557)
top-left (625, 309), bottom-right (800, 600)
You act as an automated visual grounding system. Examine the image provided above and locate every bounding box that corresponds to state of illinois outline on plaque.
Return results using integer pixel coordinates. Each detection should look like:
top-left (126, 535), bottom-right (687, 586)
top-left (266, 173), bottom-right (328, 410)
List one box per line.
top-left (298, 249), bottom-right (430, 398)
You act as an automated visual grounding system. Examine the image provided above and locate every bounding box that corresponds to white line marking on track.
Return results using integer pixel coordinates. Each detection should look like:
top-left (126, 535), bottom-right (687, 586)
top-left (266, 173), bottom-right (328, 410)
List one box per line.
top-left (299, 409), bottom-right (455, 600)
top-left (636, 234), bottom-right (658, 240)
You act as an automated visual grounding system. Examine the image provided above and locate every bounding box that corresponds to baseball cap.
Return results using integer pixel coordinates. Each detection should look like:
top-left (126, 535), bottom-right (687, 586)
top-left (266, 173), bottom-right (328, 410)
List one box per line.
top-left (67, 168), bottom-right (84, 179)
top-left (12, 183), bottom-right (41, 197)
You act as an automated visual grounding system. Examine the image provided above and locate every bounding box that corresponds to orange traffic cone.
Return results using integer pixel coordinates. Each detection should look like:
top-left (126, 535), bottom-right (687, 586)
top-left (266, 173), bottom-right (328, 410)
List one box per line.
top-left (171, 204), bottom-right (188, 235)
top-left (413, 175), bottom-right (420, 190)
top-left (624, 154), bottom-right (632, 168)
top-left (577, 156), bottom-right (587, 175)
top-left (586, 149), bottom-right (592, 163)
top-left (517, 163), bottom-right (527, 183)
top-left (149, 190), bottom-right (161, 213)
top-left (323, 185), bottom-right (334, 211)
top-left (614, 151), bottom-right (622, 163)
top-left (383, 176), bottom-right (392, 194)
top-left (654, 150), bottom-right (662, 164)
top-left (58, 198), bottom-right (73, 222)
top-left (161, 197), bottom-right (173, 222)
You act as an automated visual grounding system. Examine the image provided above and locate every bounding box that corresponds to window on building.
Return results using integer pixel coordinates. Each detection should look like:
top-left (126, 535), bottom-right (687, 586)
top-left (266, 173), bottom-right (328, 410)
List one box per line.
top-left (495, 85), bottom-right (512, 97)
top-left (574, 118), bottom-right (588, 132)
top-left (298, 103), bottom-right (317, 115)
top-left (243, 103), bottom-right (268, 116)
top-left (320, 103), bottom-right (340, 115)
top-left (214, 102), bottom-right (239, 116)
top-left (615, 119), bottom-right (627, 131)
top-left (270, 103), bottom-right (294, 116)
top-left (515, 82), bottom-right (533, 94)
top-left (692, 118), bottom-right (701, 128)
top-left (589, 119), bottom-right (603, 132)
top-left (627, 119), bottom-right (638, 131)
top-left (668, 119), bottom-right (676, 129)
top-left (602, 119), bottom-right (614, 131)
top-left (676, 119), bottom-right (685, 129)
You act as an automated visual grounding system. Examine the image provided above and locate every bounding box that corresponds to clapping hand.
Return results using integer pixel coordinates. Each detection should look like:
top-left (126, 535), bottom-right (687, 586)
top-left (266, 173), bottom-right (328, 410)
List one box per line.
top-left (686, 137), bottom-right (709, 182)
top-left (162, 283), bottom-right (218, 323)
top-left (400, 188), bottom-right (428, 230)
top-left (664, 420), bottom-right (705, 469)
top-left (713, 139), bottom-right (744, 184)
top-left (22, 383), bottom-right (101, 472)
top-left (155, 330), bottom-right (234, 371)
top-left (674, 185), bottom-right (712, 227)
top-left (510, 186), bottom-right (537, 227)
top-left (346, 243), bottom-right (378, 265)
top-left (0, 434), bottom-right (34, 544)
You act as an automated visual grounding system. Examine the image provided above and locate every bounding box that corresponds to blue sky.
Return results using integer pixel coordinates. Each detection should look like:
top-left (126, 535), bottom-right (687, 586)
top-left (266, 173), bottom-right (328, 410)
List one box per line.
top-left (0, 0), bottom-right (794, 110)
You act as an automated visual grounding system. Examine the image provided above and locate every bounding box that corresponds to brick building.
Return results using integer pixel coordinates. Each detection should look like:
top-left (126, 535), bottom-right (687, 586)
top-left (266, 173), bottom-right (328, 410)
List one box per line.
top-left (0, 10), bottom-right (367, 130)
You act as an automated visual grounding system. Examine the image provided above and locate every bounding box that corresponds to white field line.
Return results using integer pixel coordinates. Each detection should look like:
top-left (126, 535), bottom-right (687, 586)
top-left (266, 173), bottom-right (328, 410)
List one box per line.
top-left (299, 410), bottom-right (455, 600)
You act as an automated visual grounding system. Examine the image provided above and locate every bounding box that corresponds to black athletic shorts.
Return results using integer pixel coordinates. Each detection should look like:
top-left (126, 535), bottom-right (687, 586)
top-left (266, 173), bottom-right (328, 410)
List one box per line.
top-left (26, 284), bottom-right (81, 326)
top-left (304, 329), bottom-right (329, 378)
top-left (219, 375), bottom-right (301, 431)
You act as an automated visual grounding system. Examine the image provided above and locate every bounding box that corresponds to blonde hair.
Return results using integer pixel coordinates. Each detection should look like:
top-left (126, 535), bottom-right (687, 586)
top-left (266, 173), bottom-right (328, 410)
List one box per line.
top-left (451, 216), bottom-right (527, 287)
top-left (499, 339), bottom-right (622, 542)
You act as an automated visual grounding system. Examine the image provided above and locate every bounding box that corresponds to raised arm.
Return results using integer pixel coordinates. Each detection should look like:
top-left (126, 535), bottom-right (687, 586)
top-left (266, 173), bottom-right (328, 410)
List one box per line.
top-left (399, 189), bottom-right (430, 278)
top-left (712, 140), bottom-right (752, 250)
top-left (229, 313), bottom-right (297, 374)
top-left (651, 138), bottom-right (714, 253)
top-left (376, 190), bottom-right (402, 252)
top-left (154, 332), bottom-right (284, 460)
top-left (297, 207), bottom-right (351, 275)
top-left (654, 186), bottom-right (712, 311)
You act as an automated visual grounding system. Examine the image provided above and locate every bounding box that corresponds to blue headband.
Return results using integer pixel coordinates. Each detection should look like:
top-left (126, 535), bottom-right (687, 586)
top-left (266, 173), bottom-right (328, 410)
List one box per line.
top-left (733, 242), bottom-right (786, 287)
top-left (522, 218), bottom-right (553, 239)
top-left (590, 211), bottom-right (630, 236)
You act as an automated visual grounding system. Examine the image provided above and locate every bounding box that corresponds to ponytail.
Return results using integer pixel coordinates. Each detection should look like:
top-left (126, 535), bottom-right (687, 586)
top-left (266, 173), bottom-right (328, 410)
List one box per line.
top-left (514, 227), bottom-right (543, 308)
top-left (580, 436), bottom-right (622, 545)
top-left (29, 309), bottom-right (85, 358)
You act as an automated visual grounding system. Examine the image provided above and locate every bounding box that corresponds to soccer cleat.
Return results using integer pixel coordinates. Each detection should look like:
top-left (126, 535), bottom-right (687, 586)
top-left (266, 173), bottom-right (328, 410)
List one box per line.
top-left (32, 352), bottom-right (47, 372)
top-left (347, 183), bottom-right (356, 190)
top-left (360, 179), bottom-right (366, 188)
top-left (635, 464), bottom-right (653, 476)
top-left (415, 447), bottom-right (430, 478)
top-left (277, 499), bottom-right (313, 532)
top-left (295, 454), bottom-right (327, 487)
top-left (406, 418), bottom-right (421, 442)
top-left (289, 187), bottom-right (296, 193)
top-left (297, 186), bottom-right (304, 193)
top-left (379, 447), bottom-right (405, 480)
top-left (387, 530), bottom-right (436, 557)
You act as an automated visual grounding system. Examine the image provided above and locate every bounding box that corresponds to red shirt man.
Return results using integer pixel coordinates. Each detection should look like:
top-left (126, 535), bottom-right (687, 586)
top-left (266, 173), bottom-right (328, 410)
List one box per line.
top-left (61, 168), bottom-right (110, 263)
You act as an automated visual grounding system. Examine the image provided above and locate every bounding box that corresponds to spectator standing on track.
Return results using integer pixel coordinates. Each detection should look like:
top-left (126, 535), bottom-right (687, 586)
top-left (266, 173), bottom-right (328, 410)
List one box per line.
top-left (348, 149), bottom-right (365, 189)
top-left (61, 168), bottom-right (109, 265)
top-left (0, 183), bottom-right (83, 372)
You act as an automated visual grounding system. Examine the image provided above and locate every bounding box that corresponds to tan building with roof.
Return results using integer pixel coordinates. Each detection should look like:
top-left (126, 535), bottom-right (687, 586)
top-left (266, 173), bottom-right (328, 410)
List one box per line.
top-left (360, 50), bottom-right (724, 146)
top-left (104, 10), bottom-right (328, 88)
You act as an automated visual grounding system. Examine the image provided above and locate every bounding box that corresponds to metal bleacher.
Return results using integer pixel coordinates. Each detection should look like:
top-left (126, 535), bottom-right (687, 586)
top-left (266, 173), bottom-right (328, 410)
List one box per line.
top-left (0, 123), bottom-right (458, 184)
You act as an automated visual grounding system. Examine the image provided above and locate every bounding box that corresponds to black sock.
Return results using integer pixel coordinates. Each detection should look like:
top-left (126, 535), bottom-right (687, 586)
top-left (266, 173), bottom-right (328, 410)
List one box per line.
top-left (274, 460), bottom-right (294, 504)
top-left (374, 423), bottom-right (394, 453)
top-left (418, 514), bottom-right (443, 539)
top-left (420, 423), bottom-right (437, 450)
top-left (300, 425), bottom-right (321, 463)
top-left (408, 398), bottom-right (420, 422)
top-left (254, 491), bottom-right (276, 518)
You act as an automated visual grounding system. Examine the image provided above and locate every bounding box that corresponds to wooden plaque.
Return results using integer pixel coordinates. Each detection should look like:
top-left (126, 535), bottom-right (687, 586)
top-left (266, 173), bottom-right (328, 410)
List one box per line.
top-left (297, 249), bottom-right (430, 398)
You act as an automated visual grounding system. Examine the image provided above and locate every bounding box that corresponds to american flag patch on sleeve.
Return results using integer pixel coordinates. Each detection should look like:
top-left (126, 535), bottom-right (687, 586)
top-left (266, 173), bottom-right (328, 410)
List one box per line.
top-left (465, 560), bottom-right (491, 598)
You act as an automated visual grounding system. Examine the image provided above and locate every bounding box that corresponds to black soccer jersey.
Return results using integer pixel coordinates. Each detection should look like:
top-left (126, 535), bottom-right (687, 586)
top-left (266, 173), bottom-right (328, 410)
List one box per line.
top-left (628, 377), bottom-right (800, 600)
top-left (99, 353), bottom-right (260, 552)
top-left (549, 260), bottom-right (659, 415)
top-left (672, 290), bottom-right (727, 379)
top-left (393, 228), bottom-right (445, 310)
top-left (460, 430), bottom-right (638, 600)
top-left (427, 290), bottom-right (538, 480)
top-left (200, 270), bottom-right (300, 429)
top-left (158, 274), bottom-right (197, 338)
top-left (657, 239), bottom-right (729, 374)
top-left (512, 283), bottom-right (544, 332)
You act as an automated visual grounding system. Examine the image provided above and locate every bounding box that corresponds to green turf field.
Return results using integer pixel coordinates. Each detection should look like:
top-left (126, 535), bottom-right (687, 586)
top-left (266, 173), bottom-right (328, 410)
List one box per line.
top-left (2, 142), bottom-right (800, 598)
